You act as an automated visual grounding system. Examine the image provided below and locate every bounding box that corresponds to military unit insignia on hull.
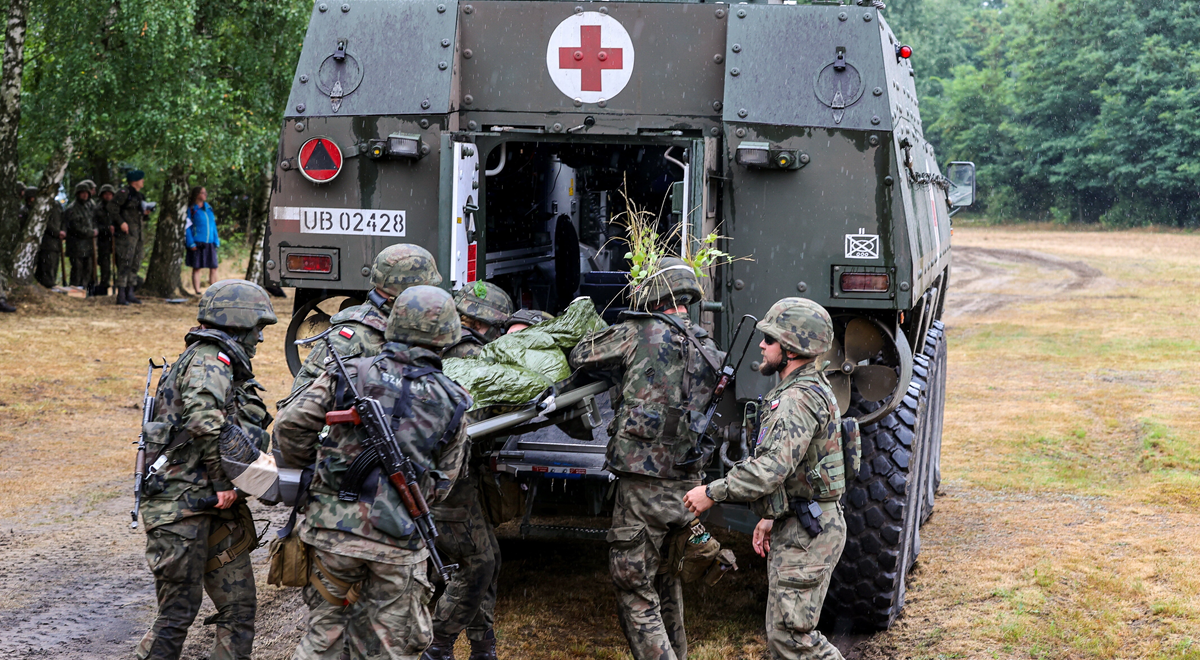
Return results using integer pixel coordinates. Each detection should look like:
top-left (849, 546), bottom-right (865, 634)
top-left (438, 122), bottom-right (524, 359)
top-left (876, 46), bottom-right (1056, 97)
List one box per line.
top-left (845, 229), bottom-right (880, 260)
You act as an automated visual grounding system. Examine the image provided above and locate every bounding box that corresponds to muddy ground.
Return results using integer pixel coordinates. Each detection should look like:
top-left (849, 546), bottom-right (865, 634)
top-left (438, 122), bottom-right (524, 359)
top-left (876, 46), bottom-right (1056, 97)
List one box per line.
top-left (0, 227), bottom-right (1196, 659)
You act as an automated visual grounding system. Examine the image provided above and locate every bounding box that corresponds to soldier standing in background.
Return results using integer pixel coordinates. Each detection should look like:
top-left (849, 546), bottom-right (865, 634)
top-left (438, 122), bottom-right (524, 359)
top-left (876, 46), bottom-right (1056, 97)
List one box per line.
top-left (111, 170), bottom-right (149, 305)
top-left (31, 187), bottom-right (66, 289)
top-left (93, 184), bottom-right (118, 296)
top-left (288, 243), bottom-right (442, 395)
top-left (569, 259), bottom-right (723, 660)
top-left (441, 281), bottom-right (513, 359)
top-left (136, 280), bottom-right (278, 660)
top-left (275, 285), bottom-right (471, 660)
top-left (423, 279), bottom-right (512, 660)
top-left (683, 298), bottom-right (846, 660)
top-left (0, 274), bottom-right (15, 313)
top-left (64, 182), bottom-right (97, 287)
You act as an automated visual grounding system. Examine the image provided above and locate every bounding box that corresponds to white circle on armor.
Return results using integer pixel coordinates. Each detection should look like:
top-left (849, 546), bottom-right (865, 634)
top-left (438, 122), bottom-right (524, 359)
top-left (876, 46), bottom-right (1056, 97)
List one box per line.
top-left (545, 12), bottom-right (635, 105)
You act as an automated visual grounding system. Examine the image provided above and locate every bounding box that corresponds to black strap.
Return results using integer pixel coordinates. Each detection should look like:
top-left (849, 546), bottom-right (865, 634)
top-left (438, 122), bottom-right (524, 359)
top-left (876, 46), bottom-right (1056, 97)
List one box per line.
top-left (338, 446), bottom-right (381, 502)
top-left (277, 468), bottom-right (312, 539)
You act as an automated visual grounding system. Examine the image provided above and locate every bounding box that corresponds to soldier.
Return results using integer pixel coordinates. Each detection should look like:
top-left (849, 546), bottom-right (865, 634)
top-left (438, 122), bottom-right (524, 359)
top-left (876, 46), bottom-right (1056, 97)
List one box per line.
top-left (94, 184), bottom-right (119, 296)
top-left (274, 285), bottom-right (471, 660)
top-left (31, 187), bottom-right (66, 289)
top-left (503, 308), bottom-right (555, 334)
top-left (682, 298), bottom-right (845, 660)
top-left (111, 170), bottom-right (151, 305)
top-left (0, 273), bottom-right (15, 313)
top-left (64, 182), bottom-right (97, 288)
top-left (289, 243), bottom-right (442, 395)
top-left (568, 258), bottom-right (723, 660)
top-left (442, 281), bottom-right (513, 359)
top-left (136, 280), bottom-right (278, 660)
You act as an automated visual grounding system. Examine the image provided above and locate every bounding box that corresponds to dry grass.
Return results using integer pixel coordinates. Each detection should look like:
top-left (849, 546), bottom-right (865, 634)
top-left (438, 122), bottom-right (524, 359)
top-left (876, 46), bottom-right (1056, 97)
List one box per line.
top-left (0, 228), bottom-right (1197, 659)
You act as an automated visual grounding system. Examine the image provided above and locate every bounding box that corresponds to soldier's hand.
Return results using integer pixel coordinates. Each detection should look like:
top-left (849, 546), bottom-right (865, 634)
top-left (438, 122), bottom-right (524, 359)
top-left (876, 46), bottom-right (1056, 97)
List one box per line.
top-left (120, 222), bottom-right (129, 234)
top-left (683, 485), bottom-right (714, 515)
top-left (753, 518), bottom-right (773, 557)
top-left (215, 490), bottom-right (237, 509)
top-left (58, 231), bottom-right (66, 239)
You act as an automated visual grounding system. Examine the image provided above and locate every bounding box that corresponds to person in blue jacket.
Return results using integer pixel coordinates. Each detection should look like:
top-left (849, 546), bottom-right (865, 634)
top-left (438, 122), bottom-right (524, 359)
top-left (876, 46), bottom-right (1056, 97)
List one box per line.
top-left (185, 186), bottom-right (220, 295)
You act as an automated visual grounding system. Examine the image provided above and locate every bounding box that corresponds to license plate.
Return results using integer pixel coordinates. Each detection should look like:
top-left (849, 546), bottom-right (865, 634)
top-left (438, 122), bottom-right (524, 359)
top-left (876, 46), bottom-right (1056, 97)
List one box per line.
top-left (275, 206), bottom-right (406, 237)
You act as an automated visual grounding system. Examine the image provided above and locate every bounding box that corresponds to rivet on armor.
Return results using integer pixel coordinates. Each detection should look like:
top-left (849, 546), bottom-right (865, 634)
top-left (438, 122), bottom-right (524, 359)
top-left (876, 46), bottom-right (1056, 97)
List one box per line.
top-left (735, 128), bottom-right (746, 138)
top-left (437, 3), bottom-right (446, 12)
top-left (341, 3), bottom-right (350, 12)
top-left (715, 8), bottom-right (726, 18)
top-left (295, 103), bottom-right (306, 113)
top-left (299, 74), bottom-right (309, 83)
top-left (869, 135), bottom-right (879, 146)
top-left (730, 68), bottom-right (740, 77)
top-left (552, 122), bottom-right (563, 132)
top-left (598, 99), bottom-right (607, 108)
top-left (421, 99), bottom-right (431, 109)
top-left (599, 6), bottom-right (608, 14)
top-left (574, 98), bottom-right (583, 107)
top-left (713, 54), bottom-right (724, 64)
top-left (468, 120), bottom-right (478, 130)
top-left (710, 127), bottom-right (720, 136)
top-left (873, 86), bottom-right (883, 96)
top-left (266, 260), bottom-right (276, 270)
top-left (884, 176), bottom-right (894, 186)
top-left (799, 153), bottom-right (810, 164)
top-left (574, 5), bottom-right (583, 12)
top-left (280, 161), bottom-right (290, 171)
top-left (463, 49), bottom-right (473, 59)
top-left (732, 44), bottom-right (742, 53)
top-left (796, 282), bottom-right (808, 293)
top-left (464, 94), bottom-right (474, 105)
top-left (439, 61), bottom-right (448, 70)
top-left (318, 3), bottom-right (328, 12)
top-left (737, 108), bottom-right (748, 118)
top-left (871, 115), bottom-right (881, 125)
top-left (295, 122), bottom-right (305, 131)
top-left (863, 12), bottom-right (873, 21)
top-left (361, 266), bottom-right (371, 277)
top-left (712, 100), bottom-right (723, 111)
top-left (419, 119), bottom-right (430, 129)
top-left (839, 11), bottom-right (848, 21)
top-left (900, 281), bottom-right (911, 291)
top-left (441, 38), bottom-right (450, 47)
top-left (463, 4), bottom-right (473, 14)
top-left (734, 279), bottom-right (745, 290)
top-left (737, 9), bottom-right (746, 18)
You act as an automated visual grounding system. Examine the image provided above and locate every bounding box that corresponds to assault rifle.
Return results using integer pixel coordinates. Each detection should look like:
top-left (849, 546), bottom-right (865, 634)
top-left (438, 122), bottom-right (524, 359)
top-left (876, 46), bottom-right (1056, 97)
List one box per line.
top-left (131, 358), bottom-right (169, 529)
top-left (297, 329), bottom-right (459, 582)
top-left (684, 314), bottom-right (759, 469)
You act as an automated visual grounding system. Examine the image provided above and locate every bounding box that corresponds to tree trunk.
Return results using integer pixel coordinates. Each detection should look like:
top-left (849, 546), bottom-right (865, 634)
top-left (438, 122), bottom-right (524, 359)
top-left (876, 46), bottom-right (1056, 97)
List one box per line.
top-left (11, 134), bottom-right (72, 282)
top-left (244, 166), bottom-right (272, 284)
top-left (142, 164), bottom-right (190, 297)
top-left (0, 0), bottom-right (28, 273)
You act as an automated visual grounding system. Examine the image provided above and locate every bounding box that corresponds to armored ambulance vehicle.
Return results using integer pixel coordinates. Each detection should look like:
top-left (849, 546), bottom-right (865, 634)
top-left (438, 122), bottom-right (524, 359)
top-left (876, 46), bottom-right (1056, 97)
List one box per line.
top-left (266, 0), bottom-right (975, 631)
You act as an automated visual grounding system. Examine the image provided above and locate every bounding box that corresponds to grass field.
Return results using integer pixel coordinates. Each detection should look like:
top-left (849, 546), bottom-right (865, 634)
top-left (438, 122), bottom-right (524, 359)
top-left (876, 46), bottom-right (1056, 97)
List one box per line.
top-left (0, 226), bottom-right (1196, 659)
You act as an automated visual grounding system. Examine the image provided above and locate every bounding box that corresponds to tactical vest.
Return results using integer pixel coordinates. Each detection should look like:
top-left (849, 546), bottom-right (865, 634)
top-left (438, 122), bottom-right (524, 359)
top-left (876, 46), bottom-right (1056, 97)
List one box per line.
top-left (287, 301), bottom-right (389, 398)
top-left (606, 312), bottom-right (724, 480)
top-left (309, 344), bottom-right (470, 548)
top-left (140, 330), bottom-right (271, 528)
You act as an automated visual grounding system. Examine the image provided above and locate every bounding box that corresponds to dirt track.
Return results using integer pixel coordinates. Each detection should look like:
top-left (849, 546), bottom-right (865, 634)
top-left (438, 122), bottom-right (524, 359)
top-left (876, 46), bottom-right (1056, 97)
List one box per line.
top-left (1, 229), bottom-right (1196, 659)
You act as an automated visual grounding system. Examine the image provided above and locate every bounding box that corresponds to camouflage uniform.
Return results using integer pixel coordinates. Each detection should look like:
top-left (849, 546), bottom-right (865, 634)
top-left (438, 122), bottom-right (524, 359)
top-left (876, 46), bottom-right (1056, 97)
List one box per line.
top-left (137, 281), bottom-right (279, 660)
top-left (94, 184), bottom-right (119, 294)
top-left (289, 244), bottom-right (443, 396)
top-left (424, 281), bottom-right (511, 660)
top-left (111, 183), bottom-right (146, 288)
top-left (275, 285), bottom-right (470, 660)
top-left (64, 186), bottom-right (95, 287)
top-left (33, 195), bottom-right (65, 289)
top-left (569, 295), bottom-right (722, 660)
top-left (705, 298), bottom-right (845, 660)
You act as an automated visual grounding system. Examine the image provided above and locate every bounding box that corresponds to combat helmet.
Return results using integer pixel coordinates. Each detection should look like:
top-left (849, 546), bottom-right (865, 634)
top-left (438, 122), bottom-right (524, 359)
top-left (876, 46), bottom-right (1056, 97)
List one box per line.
top-left (504, 308), bottom-right (555, 331)
top-left (386, 285), bottom-right (460, 348)
top-left (630, 257), bottom-right (704, 309)
top-left (80, 179), bottom-right (96, 192)
top-left (755, 297), bottom-right (833, 357)
top-left (99, 184), bottom-right (116, 195)
top-left (454, 281), bottom-right (513, 327)
top-left (73, 182), bottom-right (90, 195)
top-left (198, 280), bottom-right (279, 330)
top-left (371, 243), bottom-right (442, 297)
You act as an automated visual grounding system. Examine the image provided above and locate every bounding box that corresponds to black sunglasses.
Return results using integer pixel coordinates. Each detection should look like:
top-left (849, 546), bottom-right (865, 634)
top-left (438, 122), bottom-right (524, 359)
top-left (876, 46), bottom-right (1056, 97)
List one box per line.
top-left (762, 335), bottom-right (778, 346)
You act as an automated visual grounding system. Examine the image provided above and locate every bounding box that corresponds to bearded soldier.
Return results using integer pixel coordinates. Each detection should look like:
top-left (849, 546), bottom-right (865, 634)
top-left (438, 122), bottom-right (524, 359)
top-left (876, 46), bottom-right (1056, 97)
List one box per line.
top-left (683, 298), bottom-right (845, 660)
top-left (569, 258), bottom-right (723, 660)
top-left (136, 280), bottom-right (278, 660)
top-left (111, 170), bottom-right (150, 305)
top-left (94, 184), bottom-right (119, 296)
top-left (64, 182), bottom-right (97, 288)
top-left (289, 243), bottom-right (442, 395)
top-left (275, 285), bottom-right (472, 660)
top-left (441, 281), bottom-right (513, 359)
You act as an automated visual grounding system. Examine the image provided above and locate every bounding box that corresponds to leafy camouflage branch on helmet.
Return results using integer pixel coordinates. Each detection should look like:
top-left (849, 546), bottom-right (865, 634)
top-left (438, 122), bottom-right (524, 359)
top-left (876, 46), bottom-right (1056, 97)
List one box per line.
top-left (755, 297), bottom-right (833, 357)
top-left (371, 243), bottom-right (442, 297)
top-left (387, 285), bottom-right (461, 348)
top-left (197, 280), bottom-right (279, 331)
top-left (453, 281), bottom-right (513, 327)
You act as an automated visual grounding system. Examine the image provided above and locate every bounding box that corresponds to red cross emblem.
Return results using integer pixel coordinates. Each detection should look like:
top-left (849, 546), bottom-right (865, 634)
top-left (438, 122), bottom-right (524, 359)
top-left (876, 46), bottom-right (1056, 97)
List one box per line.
top-left (546, 13), bottom-right (635, 103)
top-left (558, 26), bottom-right (624, 92)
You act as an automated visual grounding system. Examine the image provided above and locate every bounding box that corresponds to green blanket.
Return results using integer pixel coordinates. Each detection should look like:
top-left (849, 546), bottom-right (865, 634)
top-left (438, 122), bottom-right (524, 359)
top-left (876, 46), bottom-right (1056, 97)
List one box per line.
top-left (443, 297), bottom-right (606, 409)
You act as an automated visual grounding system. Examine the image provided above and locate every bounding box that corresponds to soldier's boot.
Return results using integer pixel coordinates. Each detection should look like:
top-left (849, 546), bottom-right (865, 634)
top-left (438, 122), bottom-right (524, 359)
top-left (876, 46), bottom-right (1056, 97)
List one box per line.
top-left (468, 629), bottom-right (497, 660)
top-left (421, 632), bottom-right (458, 660)
top-left (0, 298), bottom-right (14, 313)
top-left (127, 285), bottom-right (143, 304)
top-left (116, 286), bottom-right (129, 306)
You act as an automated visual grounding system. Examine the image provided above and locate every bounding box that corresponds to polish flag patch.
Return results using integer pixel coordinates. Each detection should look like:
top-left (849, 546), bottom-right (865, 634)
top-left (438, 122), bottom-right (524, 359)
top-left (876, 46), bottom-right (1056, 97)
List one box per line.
top-left (339, 328), bottom-right (355, 339)
top-left (216, 352), bottom-right (231, 366)
top-left (770, 399), bottom-right (780, 410)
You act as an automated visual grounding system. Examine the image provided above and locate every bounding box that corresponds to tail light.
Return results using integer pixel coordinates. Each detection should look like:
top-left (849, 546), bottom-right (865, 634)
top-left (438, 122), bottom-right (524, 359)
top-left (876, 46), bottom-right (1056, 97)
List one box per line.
top-left (286, 254), bottom-right (333, 274)
top-left (840, 273), bottom-right (890, 292)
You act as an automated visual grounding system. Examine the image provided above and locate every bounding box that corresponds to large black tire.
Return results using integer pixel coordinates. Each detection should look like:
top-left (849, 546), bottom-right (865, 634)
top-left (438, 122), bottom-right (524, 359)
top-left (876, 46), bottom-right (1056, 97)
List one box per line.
top-left (823, 323), bottom-right (947, 631)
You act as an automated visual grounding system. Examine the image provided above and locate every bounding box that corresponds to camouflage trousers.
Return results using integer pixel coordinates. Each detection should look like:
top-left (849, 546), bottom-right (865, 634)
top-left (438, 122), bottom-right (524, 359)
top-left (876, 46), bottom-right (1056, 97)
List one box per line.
top-left (294, 546), bottom-right (435, 660)
top-left (137, 512), bottom-right (257, 660)
top-left (607, 476), bottom-right (699, 660)
top-left (96, 239), bottom-right (112, 288)
top-left (766, 504), bottom-right (847, 660)
top-left (114, 233), bottom-right (142, 287)
top-left (34, 247), bottom-right (60, 288)
top-left (430, 474), bottom-right (501, 643)
top-left (69, 253), bottom-right (94, 287)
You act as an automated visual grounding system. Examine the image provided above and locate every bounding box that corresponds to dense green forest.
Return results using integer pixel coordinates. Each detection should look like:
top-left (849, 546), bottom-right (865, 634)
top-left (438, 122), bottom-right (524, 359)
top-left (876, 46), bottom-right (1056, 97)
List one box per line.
top-left (890, 0), bottom-right (1200, 227)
